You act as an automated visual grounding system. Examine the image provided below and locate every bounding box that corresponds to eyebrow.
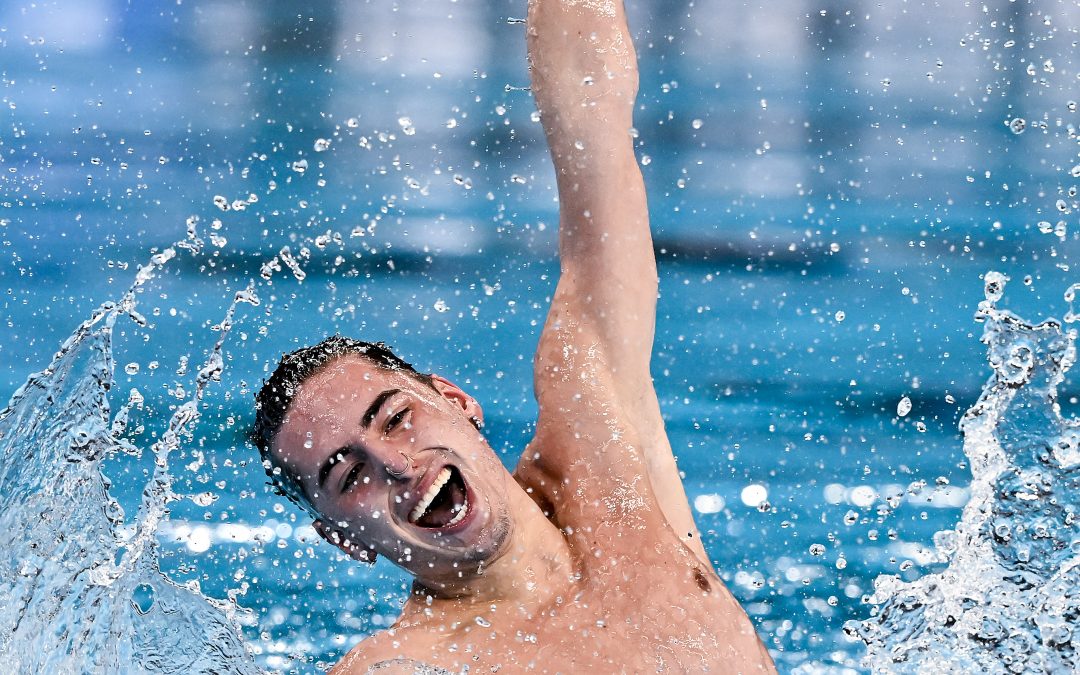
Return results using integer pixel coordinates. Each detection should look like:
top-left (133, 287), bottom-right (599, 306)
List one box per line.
top-left (362, 388), bottom-right (400, 429)
top-left (315, 388), bottom-right (400, 490)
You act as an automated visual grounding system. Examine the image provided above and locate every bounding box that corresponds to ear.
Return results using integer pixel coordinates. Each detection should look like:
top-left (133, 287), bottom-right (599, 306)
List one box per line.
top-left (312, 520), bottom-right (378, 565)
top-left (429, 374), bottom-right (484, 429)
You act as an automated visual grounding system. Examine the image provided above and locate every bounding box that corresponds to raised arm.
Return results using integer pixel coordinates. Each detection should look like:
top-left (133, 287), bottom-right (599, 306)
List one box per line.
top-left (523, 0), bottom-right (710, 566)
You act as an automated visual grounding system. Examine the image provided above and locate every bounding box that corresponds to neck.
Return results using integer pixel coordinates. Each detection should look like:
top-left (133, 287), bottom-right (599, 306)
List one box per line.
top-left (406, 479), bottom-right (575, 613)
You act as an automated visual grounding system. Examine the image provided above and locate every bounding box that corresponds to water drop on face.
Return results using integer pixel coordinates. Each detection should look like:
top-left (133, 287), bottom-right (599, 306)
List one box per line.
top-left (897, 396), bottom-right (913, 417)
top-left (1008, 117), bottom-right (1026, 134)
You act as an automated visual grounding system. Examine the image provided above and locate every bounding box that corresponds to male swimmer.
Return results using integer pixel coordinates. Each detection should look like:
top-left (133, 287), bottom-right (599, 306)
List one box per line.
top-left (251, 0), bottom-right (776, 672)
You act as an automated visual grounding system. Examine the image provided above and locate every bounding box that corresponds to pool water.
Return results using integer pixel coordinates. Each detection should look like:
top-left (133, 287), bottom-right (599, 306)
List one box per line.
top-left (0, 1), bottom-right (1077, 672)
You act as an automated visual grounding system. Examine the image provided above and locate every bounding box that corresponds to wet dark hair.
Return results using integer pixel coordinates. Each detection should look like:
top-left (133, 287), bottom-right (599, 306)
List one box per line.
top-left (250, 335), bottom-right (434, 511)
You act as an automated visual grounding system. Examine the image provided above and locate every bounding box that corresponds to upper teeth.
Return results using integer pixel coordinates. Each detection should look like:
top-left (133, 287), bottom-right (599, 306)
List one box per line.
top-left (410, 467), bottom-right (463, 525)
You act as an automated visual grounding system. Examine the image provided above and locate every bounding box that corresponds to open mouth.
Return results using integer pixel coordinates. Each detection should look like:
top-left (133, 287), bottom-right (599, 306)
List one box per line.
top-left (408, 465), bottom-right (468, 529)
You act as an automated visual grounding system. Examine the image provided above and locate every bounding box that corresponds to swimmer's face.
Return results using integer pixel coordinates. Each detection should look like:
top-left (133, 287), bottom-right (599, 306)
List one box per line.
top-left (271, 355), bottom-right (513, 585)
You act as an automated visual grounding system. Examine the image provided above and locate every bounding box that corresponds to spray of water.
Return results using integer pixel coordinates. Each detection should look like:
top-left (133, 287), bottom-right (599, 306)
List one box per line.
top-left (850, 272), bottom-right (1080, 673)
top-left (0, 247), bottom-right (262, 674)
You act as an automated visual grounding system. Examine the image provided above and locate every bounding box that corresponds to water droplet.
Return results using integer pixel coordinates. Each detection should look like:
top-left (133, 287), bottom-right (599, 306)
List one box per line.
top-left (984, 271), bottom-right (1007, 302)
top-left (897, 396), bottom-right (913, 417)
top-left (809, 543), bottom-right (826, 556)
top-left (291, 159), bottom-right (308, 174)
top-left (691, 118), bottom-right (703, 129)
top-left (433, 299), bottom-right (449, 313)
top-left (834, 310), bottom-right (846, 322)
top-left (191, 492), bottom-right (217, 507)
top-left (1008, 117), bottom-right (1026, 134)
top-left (346, 117), bottom-right (359, 128)
top-left (313, 138), bottom-right (331, 152)
top-left (125, 362), bottom-right (139, 375)
top-left (212, 195), bottom-right (228, 211)
top-left (397, 117), bottom-right (416, 135)
top-left (741, 484), bottom-right (768, 507)
top-left (693, 494), bottom-right (725, 514)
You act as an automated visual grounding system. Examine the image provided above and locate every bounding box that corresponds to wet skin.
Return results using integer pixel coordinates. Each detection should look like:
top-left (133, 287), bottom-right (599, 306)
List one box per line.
top-left (273, 353), bottom-right (775, 673)
top-left (271, 0), bottom-right (778, 670)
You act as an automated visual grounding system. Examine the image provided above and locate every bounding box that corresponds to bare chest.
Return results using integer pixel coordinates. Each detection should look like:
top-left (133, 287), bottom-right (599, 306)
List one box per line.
top-left (395, 554), bottom-right (762, 674)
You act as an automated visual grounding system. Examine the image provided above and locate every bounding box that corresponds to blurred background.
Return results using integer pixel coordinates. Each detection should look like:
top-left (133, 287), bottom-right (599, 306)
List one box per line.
top-left (1, 0), bottom-right (1078, 672)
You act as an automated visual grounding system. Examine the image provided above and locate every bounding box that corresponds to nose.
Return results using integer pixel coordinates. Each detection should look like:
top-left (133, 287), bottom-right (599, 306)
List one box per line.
top-left (385, 450), bottom-right (413, 478)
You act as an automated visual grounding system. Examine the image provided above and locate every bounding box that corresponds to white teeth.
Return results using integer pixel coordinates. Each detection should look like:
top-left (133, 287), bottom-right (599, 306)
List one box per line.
top-left (446, 499), bottom-right (468, 526)
top-left (410, 468), bottom-right (452, 524)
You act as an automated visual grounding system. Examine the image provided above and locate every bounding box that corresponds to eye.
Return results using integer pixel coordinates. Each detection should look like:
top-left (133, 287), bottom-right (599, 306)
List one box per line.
top-left (341, 462), bottom-right (366, 494)
top-left (384, 407), bottom-right (411, 434)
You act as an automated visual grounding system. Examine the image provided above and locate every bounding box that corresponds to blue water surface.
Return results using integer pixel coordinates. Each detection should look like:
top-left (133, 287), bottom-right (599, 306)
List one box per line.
top-left (1, 0), bottom-right (1078, 672)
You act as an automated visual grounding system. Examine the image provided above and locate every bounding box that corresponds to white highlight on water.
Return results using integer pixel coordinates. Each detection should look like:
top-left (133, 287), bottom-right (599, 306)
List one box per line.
top-left (0, 248), bottom-right (261, 673)
top-left (850, 273), bottom-right (1080, 673)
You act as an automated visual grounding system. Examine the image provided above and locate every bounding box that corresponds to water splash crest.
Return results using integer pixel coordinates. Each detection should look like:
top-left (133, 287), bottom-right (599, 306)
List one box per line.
top-left (851, 271), bottom-right (1080, 673)
top-left (0, 247), bottom-right (262, 673)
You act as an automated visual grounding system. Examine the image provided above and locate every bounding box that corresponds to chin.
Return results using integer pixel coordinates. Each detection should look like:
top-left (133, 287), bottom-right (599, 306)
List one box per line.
top-left (463, 508), bottom-right (514, 564)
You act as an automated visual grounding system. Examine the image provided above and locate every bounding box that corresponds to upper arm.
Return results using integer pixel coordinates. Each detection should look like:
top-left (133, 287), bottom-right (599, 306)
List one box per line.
top-left (527, 0), bottom-right (655, 424)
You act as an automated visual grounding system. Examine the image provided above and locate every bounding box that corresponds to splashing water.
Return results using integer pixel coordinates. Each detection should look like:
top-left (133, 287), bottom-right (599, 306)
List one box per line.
top-left (0, 249), bottom-right (261, 674)
top-left (851, 272), bottom-right (1080, 673)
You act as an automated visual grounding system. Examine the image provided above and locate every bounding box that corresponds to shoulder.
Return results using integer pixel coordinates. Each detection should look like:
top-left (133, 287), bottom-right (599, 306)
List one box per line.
top-left (361, 658), bottom-right (459, 675)
top-left (515, 419), bottom-right (667, 540)
top-left (330, 628), bottom-right (450, 675)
